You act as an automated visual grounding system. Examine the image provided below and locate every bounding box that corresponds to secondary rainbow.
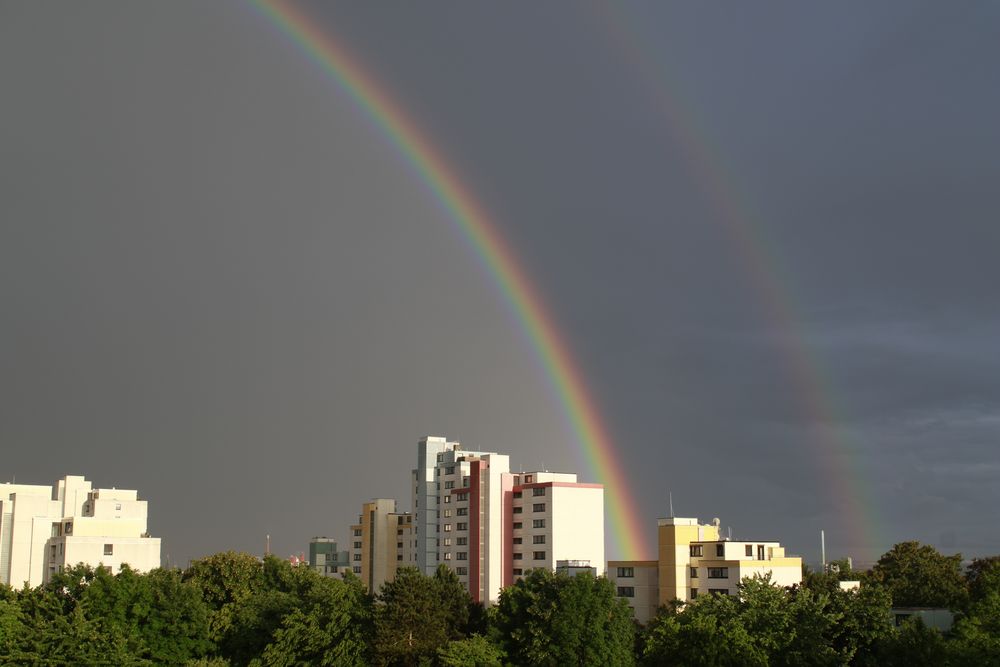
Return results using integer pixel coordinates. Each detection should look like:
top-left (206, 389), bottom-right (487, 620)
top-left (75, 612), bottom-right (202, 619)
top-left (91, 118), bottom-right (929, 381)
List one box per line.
top-left (597, 4), bottom-right (882, 556)
top-left (251, 0), bottom-right (653, 560)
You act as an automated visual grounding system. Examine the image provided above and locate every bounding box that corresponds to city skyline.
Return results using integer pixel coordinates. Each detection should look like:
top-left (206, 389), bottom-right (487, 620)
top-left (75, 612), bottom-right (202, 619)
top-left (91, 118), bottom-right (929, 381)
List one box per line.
top-left (2, 1), bottom-right (999, 567)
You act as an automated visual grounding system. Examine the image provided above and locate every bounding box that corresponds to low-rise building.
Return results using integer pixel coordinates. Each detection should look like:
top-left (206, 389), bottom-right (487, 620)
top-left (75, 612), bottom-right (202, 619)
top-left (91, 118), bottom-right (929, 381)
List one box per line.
top-left (608, 516), bottom-right (802, 623)
top-left (308, 537), bottom-right (350, 577)
top-left (0, 476), bottom-right (161, 587)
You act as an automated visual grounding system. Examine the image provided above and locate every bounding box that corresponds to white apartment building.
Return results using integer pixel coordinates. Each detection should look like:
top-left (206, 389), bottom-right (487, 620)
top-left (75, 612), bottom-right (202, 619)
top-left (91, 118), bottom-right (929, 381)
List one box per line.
top-left (0, 475), bottom-right (161, 588)
top-left (345, 437), bottom-right (605, 603)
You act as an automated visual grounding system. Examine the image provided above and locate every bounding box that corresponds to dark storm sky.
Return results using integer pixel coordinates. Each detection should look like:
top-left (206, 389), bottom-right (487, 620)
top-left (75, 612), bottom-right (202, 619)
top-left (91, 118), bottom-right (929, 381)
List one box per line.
top-left (2, 1), bottom-right (998, 567)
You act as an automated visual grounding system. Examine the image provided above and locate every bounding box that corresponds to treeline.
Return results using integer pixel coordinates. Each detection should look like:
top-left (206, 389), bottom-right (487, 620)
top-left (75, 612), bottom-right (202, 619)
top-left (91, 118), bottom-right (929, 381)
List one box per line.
top-left (0, 542), bottom-right (997, 666)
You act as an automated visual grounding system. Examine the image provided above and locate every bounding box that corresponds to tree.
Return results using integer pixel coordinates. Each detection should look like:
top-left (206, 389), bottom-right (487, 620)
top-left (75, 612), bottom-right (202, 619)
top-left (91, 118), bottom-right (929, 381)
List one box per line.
top-left (874, 617), bottom-right (949, 667)
top-left (866, 541), bottom-right (968, 609)
top-left (641, 594), bottom-right (764, 667)
top-left (373, 565), bottom-right (475, 666)
top-left (495, 568), bottom-right (635, 667)
top-left (257, 574), bottom-right (373, 666)
top-left (436, 635), bottom-right (504, 667)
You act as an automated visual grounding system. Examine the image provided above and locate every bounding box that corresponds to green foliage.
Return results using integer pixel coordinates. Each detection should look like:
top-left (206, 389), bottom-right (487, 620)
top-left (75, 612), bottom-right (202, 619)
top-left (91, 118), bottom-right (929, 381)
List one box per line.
top-left (875, 617), bottom-right (949, 667)
top-left (373, 565), bottom-right (477, 666)
top-left (436, 635), bottom-right (504, 667)
top-left (2, 546), bottom-right (999, 665)
top-left (495, 568), bottom-right (635, 667)
top-left (866, 541), bottom-right (968, 608)
top-left (256, 574), bottom-right (372, 666)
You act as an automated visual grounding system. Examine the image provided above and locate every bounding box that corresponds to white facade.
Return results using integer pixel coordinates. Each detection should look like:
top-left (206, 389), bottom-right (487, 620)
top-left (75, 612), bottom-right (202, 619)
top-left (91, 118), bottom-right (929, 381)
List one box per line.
top-left (0, 476), bottom-right (161, 588)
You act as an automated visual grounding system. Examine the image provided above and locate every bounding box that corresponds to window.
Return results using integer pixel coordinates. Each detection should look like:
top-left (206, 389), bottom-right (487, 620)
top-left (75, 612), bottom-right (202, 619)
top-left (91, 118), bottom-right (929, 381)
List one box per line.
top-left (444, 509), bottom-right (452, 518)
top-left (532, 535), bottom-right (546, 544)
top-left (690, 567), bottom-right (698, 578)
top-left (457, 493), bottom-right (468, 501)
top-left (513, 553), bottom-right (523, 560)
top-left (513, 491), bottom-right (522, 499)
top-left (456, 537), bottom-right (467, 546)
top-left (617, 567), bottom-right (634, 578)
top-left (462, 477), bottom-right (470, 487)
top-left (709, 588), bottom-right (729, 596)
top-left (716, 544), bottom-right (725, 557)
top-left (354, 529), bottom-right (362, 537)
top-left (532, 503), bottom-right (545, 512)
top-left (513, 537), bottom-right (522, 544)
top-left (397, 554), bottom-right (402, 561)
top-left (353, 554), bottom-right (361, 561)
top-left (444, 495), bottom-right (451, 504)
top-left (617, 586), bottom-right (635, 598)
top-left (397, 542), bottom-right (403, 549)
top-left (533, 551), bottom-right (546, 560)
top-left (746, 545), bottom-right (753, 557)
top-left (437, 453), bottom-right (444, 462)
top-left (691, 589), bottom-right (698, 599)
top-left (457, 522), bottom-right (468, 531)
top-left (456, 567), bottom-right (468, 575)
top-left (353, 541), bottom-right (362, 549)
top-left (456, 552), bottom-right (467, 561)
top-left (532, 519), bottom-right (545, 529)
top-left (444, 524), bottom-right (452, 532)
top-left (353, 566), bottom-right (361, 574)
top-left (446, 466), bottom-right (455, 475)
top-left (690, 545), bottom-right (703, 557)
top-left (525, 475), bottom-right (533, 483)
top-left (445, 481), bottom-right (455, 489)
top-left (532, 487), bottom-right (546, 496)
top-left (398, 529), bottom-right (403, 535)
top-left (115, 503), bottom-right (121, 511)
top-left (64, 522), bottom-right (73, 535)
top-left (457, 507), bottom-right (468, 516)
top-left (708, 567), bottom-right (729, 579)
top-left (513, 568), bottom-right (523, 576)
top-left (513, 507), bottom-right (523, 514)
top-left (513, 522), bottom-right (522, 529)
top-left (444, 553), bottom-right (452, 560)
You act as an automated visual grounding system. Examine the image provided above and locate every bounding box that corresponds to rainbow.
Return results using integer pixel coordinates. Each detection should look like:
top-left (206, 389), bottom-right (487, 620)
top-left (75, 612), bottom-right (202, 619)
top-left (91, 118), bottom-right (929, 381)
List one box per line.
top-left (251, 1), bottom-right (654, 560)
top-left (596, 5), bottom-right (882, 557)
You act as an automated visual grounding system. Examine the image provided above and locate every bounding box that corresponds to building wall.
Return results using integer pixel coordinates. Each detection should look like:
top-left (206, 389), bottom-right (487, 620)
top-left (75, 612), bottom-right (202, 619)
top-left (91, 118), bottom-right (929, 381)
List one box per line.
top-left (608, 560), bottom-right (659, 624)
top-left (1, 477), bottom-right (160, 588)
top-left (658, 518), bottom-right (720, 605)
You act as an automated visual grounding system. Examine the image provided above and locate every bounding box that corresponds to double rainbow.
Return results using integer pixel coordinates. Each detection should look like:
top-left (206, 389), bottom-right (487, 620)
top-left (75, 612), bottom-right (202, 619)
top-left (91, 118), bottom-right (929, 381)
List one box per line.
top-left (252, 1), bottom-right (653, 560)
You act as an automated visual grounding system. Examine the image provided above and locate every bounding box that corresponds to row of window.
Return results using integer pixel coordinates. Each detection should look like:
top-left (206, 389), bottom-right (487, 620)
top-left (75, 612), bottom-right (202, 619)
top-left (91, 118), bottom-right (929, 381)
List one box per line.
top-left (511, 552), bottom-right (546, 560)
top-left (511, 503), bottom-right (546, 514)
top-left (689, 567), bottom-right (729, 579)
top-left (689, 544), bottom-right (768, 558)
top-left (442, 552), bottom-right (468, 561)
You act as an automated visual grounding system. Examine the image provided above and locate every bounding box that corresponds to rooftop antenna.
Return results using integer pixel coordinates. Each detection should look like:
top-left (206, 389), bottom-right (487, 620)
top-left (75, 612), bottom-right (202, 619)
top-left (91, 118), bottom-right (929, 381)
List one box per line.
top-left (266, 534), bottom-right (271, 557)
top-left (728, 526), bottom-right (732, 541)
top-left (821, 530), bottom-right (826, 570)
top-left (669, 492), bottom-right (674, 518)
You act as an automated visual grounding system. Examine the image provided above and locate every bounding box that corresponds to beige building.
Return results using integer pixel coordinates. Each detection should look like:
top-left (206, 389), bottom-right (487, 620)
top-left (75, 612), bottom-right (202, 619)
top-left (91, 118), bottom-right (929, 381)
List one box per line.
top-left (0, 475), bottom-right (161, 588)
top-left (609, 516), bottom-right (802, 624)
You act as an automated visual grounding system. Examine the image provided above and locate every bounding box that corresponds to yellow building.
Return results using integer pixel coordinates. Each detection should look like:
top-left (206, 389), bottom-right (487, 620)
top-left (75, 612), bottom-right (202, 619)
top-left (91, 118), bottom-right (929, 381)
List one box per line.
top-left (610, 516), bottom-right (802, 624)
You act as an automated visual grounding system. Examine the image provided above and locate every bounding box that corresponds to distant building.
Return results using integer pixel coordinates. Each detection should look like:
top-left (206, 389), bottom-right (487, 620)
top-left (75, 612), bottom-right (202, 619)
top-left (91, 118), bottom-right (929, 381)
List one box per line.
top-left (307, 537), bottom-right (350, 577)
top-left (346, 436), bottom-right (604, 603)
top-left (891, 607), bottom-right (954, 632)
top-left (0, 475), bottom-right (161, 588)
top-left (609, 516), bottom-right (802, 624)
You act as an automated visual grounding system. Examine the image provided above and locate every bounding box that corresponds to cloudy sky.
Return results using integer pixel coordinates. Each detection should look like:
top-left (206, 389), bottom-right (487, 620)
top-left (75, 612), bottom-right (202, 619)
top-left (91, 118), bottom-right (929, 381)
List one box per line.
top-left (2, 1), bottom-right (998, 568)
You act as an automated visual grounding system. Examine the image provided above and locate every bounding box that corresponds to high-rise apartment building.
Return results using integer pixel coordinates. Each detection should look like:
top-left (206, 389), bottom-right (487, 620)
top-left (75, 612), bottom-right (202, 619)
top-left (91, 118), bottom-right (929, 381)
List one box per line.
top-left (0, 475), bottom-right (161, 588)
top-left (347, 436), bottom-right (604, 603)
